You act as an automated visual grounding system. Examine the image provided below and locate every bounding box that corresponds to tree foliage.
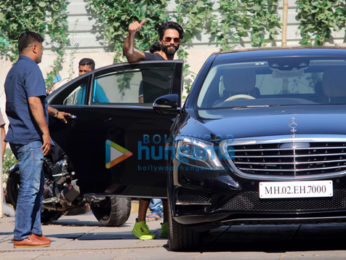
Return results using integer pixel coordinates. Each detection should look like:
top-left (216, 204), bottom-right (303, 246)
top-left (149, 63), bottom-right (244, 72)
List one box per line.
top-left (213, 0), bottom-right (281, 51)
top-left (86, 0), bottom-right (169, 63)
top-left (1, 0), bottom-right (345, 93)
top-left (174, 0), bottom-right (218, 93)
top-left (0, 0), bottom-right (69, 87)
top-left (296, 0), bottom-right (346, 46)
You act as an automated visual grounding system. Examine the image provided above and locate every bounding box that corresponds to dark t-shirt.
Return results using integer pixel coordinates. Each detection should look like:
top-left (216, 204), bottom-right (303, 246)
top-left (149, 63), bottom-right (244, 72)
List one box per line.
top-left (5, 55), bottom-right (48, 144)
top-left (141, 52), bottom-right (171, 103)
top-left (144, 52), bottom-right (165, 61)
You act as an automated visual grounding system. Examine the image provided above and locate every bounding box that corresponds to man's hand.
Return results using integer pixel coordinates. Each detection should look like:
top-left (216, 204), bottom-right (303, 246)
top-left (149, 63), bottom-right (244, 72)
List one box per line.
top-left (123, 19), bottom-right (146, 63)
top-left (41, 132), bottom-right (51, 156)
top-left (128, 20), bottom-right (146, 34)
top-left (56, 111), bottom-right (71, 124)
top-left (48, 106), bottom-right (71, 124)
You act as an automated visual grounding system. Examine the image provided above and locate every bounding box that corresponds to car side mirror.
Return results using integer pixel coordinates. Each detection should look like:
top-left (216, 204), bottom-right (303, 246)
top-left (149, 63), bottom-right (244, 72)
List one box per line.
top-left (153, 94), bottom-right (179, 115)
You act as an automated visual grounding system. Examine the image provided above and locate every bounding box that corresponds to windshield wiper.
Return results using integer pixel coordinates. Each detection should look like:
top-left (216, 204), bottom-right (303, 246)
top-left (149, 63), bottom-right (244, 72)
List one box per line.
top-left (231, 105), bottom-right (271, 109)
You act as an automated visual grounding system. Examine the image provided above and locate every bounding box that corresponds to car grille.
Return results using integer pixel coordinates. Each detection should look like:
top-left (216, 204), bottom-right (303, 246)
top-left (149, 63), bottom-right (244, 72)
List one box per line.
top-left (220, 188), bottom-right (346, 212)
top-left (221, 136), bottom-right (346, 180)
top-left (175, 188), bottom-right (211, 205)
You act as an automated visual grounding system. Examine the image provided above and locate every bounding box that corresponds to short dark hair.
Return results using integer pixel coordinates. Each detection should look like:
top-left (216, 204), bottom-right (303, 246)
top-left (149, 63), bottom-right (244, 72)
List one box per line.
top-left (79, 58), bottom-right (95, 70)
top-left (158, 21), bottom-right (184, 41)
top-left (18, 31), bottom-right (44, 53)
top-left (150, 41), bottom-right (161, 53)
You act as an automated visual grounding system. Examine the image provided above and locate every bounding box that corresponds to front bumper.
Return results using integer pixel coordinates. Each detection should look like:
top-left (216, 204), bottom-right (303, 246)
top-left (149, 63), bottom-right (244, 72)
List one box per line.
top-left (171, 162), bottom-right (346, 226)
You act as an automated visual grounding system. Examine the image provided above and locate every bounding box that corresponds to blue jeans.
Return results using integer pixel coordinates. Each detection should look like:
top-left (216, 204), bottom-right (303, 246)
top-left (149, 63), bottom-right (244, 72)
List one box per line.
top-left (149, 199), bottom-right (163, 216)
top-left (10, 141), bottom-right (45, 241)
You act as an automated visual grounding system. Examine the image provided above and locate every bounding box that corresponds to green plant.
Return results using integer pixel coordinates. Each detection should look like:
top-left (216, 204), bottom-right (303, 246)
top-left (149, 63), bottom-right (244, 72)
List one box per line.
top-left (87, 0), bottom-right (218, 94)
top-left (2, 148), bottom-right (17, 183)
top-left (214, 0), bottom-right (281, 51)
top-left (44, 1), bottom-right (69, 88)
top-left (0, 0), bottom-right (69, 87)
top-left (173, 0), bottom-right (280, 93)
top-left (248, 0), bottom-right (281, 47)
top-left (174, 0), bottom-right (218, 94)
top-left (66, 19), bottom-right (80, 82)
top-left (86, 0), bottom-right (170, 63)
top-left (296, 0), bottom-right (346, 46)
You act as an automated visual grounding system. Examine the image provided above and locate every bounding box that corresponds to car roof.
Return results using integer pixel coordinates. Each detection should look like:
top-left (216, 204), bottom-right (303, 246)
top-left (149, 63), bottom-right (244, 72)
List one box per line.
top-left (211, 47), bottom-right (346, 61)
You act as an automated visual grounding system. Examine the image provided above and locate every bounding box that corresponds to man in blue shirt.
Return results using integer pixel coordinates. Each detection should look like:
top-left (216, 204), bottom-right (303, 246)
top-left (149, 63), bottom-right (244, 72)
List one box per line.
top-left (5, 31), bottom-right (69, 248)
top-left (76, 58), bottom-right (109, 104)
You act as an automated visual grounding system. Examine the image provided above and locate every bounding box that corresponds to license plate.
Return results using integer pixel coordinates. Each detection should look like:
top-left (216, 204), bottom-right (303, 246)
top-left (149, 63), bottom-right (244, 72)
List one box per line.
top-left (259, 180), bottom-right (333, 199)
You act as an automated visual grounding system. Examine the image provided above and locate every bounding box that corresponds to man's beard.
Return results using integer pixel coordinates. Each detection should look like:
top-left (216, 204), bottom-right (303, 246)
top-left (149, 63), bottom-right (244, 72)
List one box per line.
top-left (162, 44), bottom-right (179, 58)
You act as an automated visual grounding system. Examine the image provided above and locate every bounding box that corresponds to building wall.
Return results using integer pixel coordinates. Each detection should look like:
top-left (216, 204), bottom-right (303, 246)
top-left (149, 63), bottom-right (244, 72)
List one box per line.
top-left (0, 0), bottom-right (345, 123)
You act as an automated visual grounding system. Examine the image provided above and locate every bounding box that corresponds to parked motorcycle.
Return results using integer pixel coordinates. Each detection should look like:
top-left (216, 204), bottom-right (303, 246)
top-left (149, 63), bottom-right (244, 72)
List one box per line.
top-left (6, 145), bottom-right (131, 226)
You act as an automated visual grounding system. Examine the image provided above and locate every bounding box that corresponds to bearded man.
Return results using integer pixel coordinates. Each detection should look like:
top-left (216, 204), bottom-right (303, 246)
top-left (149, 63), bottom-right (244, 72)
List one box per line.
top-left (123, 20), bottom-right (184, 240)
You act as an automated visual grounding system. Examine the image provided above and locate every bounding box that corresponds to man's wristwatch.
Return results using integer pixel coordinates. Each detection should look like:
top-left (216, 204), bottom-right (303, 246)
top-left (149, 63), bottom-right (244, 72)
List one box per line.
top-left (54, 110), bottom-right (59, 118)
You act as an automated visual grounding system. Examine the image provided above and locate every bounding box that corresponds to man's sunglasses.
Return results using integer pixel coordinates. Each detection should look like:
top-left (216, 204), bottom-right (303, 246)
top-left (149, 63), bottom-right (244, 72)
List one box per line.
top-left (163, 37), bottom-right (180, 43)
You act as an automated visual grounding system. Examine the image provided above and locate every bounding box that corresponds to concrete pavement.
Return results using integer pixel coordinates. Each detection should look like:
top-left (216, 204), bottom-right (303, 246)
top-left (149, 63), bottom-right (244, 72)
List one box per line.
top-left (0, 211), bottom-right (168, 260)
top-left (1, 208), bottom-right (346, 259)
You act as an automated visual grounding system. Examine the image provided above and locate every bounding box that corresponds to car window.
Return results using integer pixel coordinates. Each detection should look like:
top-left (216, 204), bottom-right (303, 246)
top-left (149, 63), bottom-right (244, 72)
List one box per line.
top-left (92, 66), bottom-right (174, 106)
top-left (197, 58), bottom-right (346, 108)
top-left (63, 77), bottom-right (90, 105)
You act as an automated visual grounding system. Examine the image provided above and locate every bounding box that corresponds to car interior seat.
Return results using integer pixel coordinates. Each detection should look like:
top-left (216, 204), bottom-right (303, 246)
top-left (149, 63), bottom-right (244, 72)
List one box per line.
top-left (222, 68), bottom-right (259, 101)
top-left (322, 68), bottom-right (346, 104)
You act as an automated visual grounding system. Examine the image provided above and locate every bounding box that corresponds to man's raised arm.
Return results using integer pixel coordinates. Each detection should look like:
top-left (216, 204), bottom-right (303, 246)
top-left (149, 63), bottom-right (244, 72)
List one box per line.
top-left (123, 20), bottom-right (146, 63)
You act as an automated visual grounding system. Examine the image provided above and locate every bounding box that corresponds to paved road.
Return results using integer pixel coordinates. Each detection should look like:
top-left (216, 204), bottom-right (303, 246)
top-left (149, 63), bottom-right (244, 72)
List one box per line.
top-left (1, 212), bottom-right (346, 259)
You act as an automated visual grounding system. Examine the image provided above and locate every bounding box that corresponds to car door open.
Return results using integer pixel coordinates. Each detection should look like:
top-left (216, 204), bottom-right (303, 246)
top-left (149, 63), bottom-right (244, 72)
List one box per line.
top-left (48, 60), bottom-right (183, 198)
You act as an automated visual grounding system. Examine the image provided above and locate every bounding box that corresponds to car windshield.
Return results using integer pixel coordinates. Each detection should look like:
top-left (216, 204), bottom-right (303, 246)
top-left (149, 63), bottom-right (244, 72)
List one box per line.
top-left (197, 57), bottom-right (346, 109)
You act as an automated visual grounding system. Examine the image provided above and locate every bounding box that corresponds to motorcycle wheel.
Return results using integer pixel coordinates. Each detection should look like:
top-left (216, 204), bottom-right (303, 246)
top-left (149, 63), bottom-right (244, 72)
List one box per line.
top-left (6, 170), bottom-right (63, 224)
top-left (91, 196), bottom-right (131, 226)
top-left (41, 209), bottom-right (63, 224)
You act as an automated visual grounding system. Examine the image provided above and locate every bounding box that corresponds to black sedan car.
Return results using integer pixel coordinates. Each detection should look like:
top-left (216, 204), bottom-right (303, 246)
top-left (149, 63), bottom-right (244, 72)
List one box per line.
top-left (49, 48), bottom-right (346, 251)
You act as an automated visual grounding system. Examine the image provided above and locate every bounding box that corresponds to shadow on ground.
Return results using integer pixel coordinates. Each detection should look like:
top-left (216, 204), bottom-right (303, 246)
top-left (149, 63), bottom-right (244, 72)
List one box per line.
top-left (45, 220), bottom-right (346, 253)
top-left (51, 218), bottom-right (130, 228)
top-left (189, 223), bottom-right (346, 253)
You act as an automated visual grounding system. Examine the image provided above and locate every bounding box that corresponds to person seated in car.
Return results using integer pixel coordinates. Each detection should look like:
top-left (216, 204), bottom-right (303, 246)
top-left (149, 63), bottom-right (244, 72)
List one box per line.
top-left (76, 58), bottom-right (109, 104)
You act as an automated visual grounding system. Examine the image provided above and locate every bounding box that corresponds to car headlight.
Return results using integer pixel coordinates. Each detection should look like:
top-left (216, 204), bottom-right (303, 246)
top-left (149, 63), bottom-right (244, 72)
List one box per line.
top-left (175, 136), bottom-right (224, 170)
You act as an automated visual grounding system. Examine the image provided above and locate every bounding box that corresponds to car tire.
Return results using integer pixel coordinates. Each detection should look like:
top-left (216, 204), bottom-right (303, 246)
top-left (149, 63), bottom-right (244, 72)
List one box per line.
top-left (167, 199), bottom-right (201, 251)
top-left (91, 196), bottom-right (131, 226)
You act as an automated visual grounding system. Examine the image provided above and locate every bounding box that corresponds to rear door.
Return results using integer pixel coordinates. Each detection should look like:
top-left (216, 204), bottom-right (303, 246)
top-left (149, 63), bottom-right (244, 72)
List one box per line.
top-left (48, 61), bottom-right (183, 198)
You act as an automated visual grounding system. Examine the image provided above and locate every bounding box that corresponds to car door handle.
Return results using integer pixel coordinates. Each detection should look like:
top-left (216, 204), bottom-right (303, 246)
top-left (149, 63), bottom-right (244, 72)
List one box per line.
top-left (68, 114), bottom-right (77, 119)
